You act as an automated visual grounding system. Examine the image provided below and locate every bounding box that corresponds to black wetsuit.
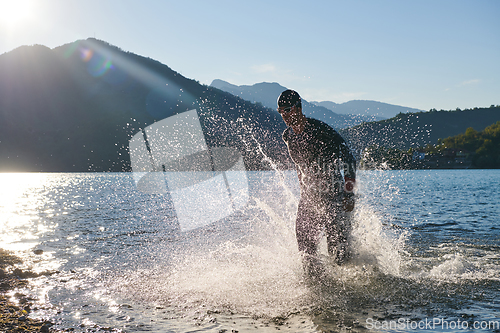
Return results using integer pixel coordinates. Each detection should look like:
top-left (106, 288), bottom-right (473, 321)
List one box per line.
top-left (283, 117), bottom-right (356, 261)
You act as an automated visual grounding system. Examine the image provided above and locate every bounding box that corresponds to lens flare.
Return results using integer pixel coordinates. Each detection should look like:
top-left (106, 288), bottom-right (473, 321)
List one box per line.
top-left (79, 48), bottom-right (93, 62)
top-left (87, 54), bottom-right (113, 77)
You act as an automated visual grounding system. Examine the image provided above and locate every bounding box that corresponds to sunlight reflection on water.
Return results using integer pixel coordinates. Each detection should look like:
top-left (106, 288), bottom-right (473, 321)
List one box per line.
top-left (0, 171), bottom-right (498, 332)
top-left (0, 173), bottom-right (54, 252)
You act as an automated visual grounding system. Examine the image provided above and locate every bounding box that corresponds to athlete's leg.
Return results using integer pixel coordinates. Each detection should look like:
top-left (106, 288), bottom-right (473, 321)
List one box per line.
top-left (335, 211), bottom-right (352, 264)
top-left (295, 199), bottom-right (322, 256)
top-left (325, 201), bottom-right (341, 255)
top-left (326, 199), bottom-right (351, 264)
top-left (296, 199), bottom-right (327, 277)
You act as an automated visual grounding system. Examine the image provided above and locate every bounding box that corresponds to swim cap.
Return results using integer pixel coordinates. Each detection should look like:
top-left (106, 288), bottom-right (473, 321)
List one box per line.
top-left (277, 89), bottom-right (301, 108)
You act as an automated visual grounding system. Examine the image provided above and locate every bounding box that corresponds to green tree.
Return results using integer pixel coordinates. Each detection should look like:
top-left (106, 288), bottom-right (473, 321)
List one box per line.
top-left (440, 121), bottom-right (500, 168)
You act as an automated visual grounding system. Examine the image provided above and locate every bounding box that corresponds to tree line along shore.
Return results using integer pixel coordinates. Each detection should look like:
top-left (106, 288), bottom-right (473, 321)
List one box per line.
top-left (360, 120), bottom-right (500, 170)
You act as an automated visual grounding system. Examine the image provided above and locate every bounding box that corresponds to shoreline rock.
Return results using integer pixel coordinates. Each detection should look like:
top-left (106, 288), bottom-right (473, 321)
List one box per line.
top-left (0, 248), bottom-right (125, 332)
top-left (0, 249), bottom-right (54, 332)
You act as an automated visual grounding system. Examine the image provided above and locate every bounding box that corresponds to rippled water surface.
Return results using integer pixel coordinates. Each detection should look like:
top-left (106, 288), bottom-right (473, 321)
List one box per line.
top-left (1, 170), bottom-right (499, 332)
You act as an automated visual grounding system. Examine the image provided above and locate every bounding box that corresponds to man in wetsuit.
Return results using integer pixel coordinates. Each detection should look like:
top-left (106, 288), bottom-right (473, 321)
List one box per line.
top-left (278, 90), bottom-right (356, 265)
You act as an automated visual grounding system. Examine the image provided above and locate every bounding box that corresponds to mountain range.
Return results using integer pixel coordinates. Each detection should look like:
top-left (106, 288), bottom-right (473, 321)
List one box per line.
top-left (210, 79), bottom-right (499, 154)
top-left (210, 79), bottom-right (383, 129)
top-left (0, 39), bottom-right (290, 172)
top-left (1, 38), bottom-right (498, 172)
top-left (342, 106), bottom-right (500, 152)
top-left (311, 100), bottom-right (424, 119)
top-left (210, 79), bottom-right (423, 122)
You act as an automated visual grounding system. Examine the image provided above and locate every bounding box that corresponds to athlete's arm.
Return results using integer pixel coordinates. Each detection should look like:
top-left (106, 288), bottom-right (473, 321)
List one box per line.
top-left (337, 137), bottom-right (356, 188)
top-left (338, 138), bottom-right (356, 212)
top-left (321, 125), bottom-right (356, 192)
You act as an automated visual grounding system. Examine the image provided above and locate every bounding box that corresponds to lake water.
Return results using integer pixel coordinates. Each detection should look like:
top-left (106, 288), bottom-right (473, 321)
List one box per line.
top-left (0, 170), bottom-right (499, 332)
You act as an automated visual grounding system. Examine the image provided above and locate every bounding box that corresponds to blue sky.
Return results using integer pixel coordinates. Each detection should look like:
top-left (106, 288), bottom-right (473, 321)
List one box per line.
top-left (1, 0), bottom-right (499, 111)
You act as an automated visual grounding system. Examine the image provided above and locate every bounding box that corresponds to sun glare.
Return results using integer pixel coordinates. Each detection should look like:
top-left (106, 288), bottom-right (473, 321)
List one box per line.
top-left (0, 0), bottom-right (34, 28)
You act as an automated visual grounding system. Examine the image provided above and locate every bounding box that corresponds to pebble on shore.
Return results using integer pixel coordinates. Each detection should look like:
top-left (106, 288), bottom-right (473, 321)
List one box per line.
top-left (1, 248), bottom-right (124, 332)
top-left (0, 248), bottom-right (54, 332)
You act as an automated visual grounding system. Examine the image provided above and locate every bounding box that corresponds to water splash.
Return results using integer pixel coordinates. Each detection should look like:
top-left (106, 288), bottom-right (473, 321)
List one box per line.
top-left (110, 168), bottom-right (409, 328)
top-left (4, 171), bottom-right (499, 332)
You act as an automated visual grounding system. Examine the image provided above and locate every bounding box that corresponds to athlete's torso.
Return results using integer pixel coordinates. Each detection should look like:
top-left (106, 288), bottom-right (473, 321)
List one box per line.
top-left (283, 118), bottom-right (353, 200)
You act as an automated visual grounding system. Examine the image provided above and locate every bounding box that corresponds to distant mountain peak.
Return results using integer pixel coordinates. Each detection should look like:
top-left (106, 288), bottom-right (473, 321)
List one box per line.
top-left (311, 100), bottom-right (424, 119)
top-left (210, 79), bottom-right (287, 108)
top-left (211, 79), bottom-right (424, 120)
top-left (210, 80), bottom-right (386, 128)
top-left (0, 41), bottom-right (290, 171)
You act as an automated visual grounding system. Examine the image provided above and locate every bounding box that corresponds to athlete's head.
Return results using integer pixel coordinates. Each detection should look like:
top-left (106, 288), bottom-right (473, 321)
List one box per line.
top-left (277, 89), bottom-right (302, 110)
top-left (277, 90), bottom-right (304, 128)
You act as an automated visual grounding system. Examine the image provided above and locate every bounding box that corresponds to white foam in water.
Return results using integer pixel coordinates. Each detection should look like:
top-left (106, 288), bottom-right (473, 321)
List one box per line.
top-left (355, 214), bottom-right (404, 276)
top-left (115, 170), bottom-right (409, 324)
top-left (100, 169), bottom-right (496, 330)
top-left (420, 246), bottom-right (500, 282)
top-left (150, 241), bottom-right (307, 317)
top-left (3, 171), bottom-right (500, 332)
top-left (117, 171), bottom-right (307, 319)
top-left (428, 253), bottom-right (472, 278)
